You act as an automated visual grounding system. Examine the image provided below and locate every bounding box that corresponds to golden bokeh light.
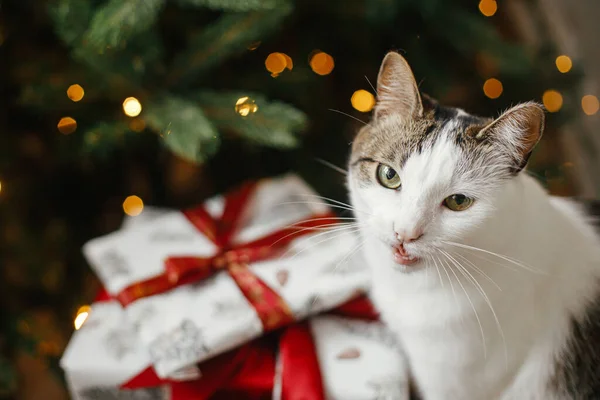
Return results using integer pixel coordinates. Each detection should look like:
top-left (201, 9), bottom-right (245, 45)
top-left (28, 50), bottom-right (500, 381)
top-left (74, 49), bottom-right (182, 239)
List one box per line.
top-left (129, 118), bottom-right (146, 132)
top-left (247, 41), bottom-right (261, 51)
top-left (310, 51), bottom-right (335, 76)
top-left (57, 117), bottom-right (77, 135)
top-left (581, 95), bottom-right (599, 116)
top-left (555, 55), bottom-right (572, 73)
top-left (542, 90), bottom-right (563, 113)
top-left (351, 90), bottom-right (376, 112)
top-left (282, 53), bottom-right (293, 71)
top-left (265, 53), bottom-right (287, 76)
top-left (123, 195), bottom-right (144, 216)
top-left (235, 96), bottom-right (258, 117)
top-left (74, 305), bottom-right (91, 330)
top-left (0, 181), bottom-right (2, 194)
top-left (483, 78), bottom-right (503, 99)
top-left (123, 97), bottom-right (142, 117)
top-left (478, 0), bottom-right (497, 16)
top-left (67, 84), bottom-right (85, 102)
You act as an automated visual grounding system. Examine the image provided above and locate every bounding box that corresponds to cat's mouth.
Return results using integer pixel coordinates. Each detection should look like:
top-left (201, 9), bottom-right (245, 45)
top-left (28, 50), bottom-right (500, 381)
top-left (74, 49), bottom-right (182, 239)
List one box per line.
top-left (392, 243), bottom-right (420, 266)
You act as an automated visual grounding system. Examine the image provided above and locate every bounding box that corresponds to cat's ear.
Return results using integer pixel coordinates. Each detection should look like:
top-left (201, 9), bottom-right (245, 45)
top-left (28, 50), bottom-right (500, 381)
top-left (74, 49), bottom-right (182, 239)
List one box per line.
top-left (476, 102), bottom-right (545, 171)
top-left (374, 51), bottom-right (424, 120)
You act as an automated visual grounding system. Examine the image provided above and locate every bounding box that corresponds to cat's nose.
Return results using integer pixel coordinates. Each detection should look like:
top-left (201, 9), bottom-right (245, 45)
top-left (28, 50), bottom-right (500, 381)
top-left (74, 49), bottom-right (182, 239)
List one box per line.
top-left (396, 229), bottom-right (424, 243)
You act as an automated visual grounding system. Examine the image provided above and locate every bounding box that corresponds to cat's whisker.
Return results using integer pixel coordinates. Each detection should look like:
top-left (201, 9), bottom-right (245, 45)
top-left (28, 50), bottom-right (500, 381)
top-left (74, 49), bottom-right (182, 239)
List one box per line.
top-left (328, 108), bottom-right (368, 125)
top-left (447, 249), bottom-right (502, 291)
top-left (431, 254), bottom-right (445, 289)
top-left (364, 75), bottom-right (378, 95)
top-left (294, 194), bottom-right (368, 215)
top-left (441, 249), bottom-right (508, 368)
top-left (439, 250), bottom-right (488, 359)
top-left (316, 158), bottom-right (348, 176)
top-left (285, 216), bottom-right (358, 227)
top-left (281, 226), bottom-right (362, 262)
top-left (442, 241), bottom-right (544, 274)
top-left (276, 200), bottom-right (361, 215)
top-left (269, 221), bottom-right (359, 248)
top-left (332, 238), bottom-right (365, 275)
top-left (437, 254), bottom-right (459, 312)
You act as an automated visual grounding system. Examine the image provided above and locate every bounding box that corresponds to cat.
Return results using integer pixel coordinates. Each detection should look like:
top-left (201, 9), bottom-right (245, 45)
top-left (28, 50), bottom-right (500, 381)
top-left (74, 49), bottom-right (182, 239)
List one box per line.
top-left (347, 51), bottom-right (600, 400)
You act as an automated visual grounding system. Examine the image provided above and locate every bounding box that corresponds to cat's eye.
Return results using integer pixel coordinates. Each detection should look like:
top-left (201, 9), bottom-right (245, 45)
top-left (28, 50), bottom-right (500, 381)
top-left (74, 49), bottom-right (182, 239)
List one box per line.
top-left (376, 164), bottom-right (401, 189)
top-left (444, 194), bottom-right (474, 211)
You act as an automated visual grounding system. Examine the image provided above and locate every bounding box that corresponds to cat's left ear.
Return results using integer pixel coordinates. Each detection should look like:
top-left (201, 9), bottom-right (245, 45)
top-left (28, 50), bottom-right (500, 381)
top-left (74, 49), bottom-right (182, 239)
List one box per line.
top-left (476, 102), bottom-right (545, 172)
top-left (374, 51), bottom-right (424, 120)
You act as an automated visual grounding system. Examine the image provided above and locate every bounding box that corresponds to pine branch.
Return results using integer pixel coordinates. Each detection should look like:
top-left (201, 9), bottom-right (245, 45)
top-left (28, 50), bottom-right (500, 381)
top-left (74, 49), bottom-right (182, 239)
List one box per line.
top-left (83, 0), bottom-right (166, 50)
top-left (81, 121), bottom-right (135, 157)
top-left (47, 0), bottom-right (93, 46)
top-left (145, 95), bottom-right (220, 163)
top-left (366, 0), bottom-right (402, 26)
top-left (195, 91), bottom-right (306, 148)
top-left (440, 9), bottom-right (533, 76)
top-left (175, 0), bottom-right (291, 12)
top-left (167, 4), bottom-right (293, 87)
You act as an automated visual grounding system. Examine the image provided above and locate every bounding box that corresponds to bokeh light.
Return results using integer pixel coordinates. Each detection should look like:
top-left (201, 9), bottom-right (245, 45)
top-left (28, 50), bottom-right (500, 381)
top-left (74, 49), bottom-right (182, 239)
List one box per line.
top-left (265, 53), bottom-right (287, 76)
top-left (57, 117), bottom-right (77, 134)
top-left (74, 305), bottom-right (91, 330)
top-left (67, 84), bottom-right (85, 102)
top-left (542, 90), bottom-right (563, 112)
top-left (123, 97), bottom-right (142, 117)
top-left (351, 90), bottom-right (376, 112)
top-left (129, 118), bottom-right (146, 132)
top-left (310, 51), bottom-right (335, 76)
top-left (555, 55), bottom-right (572, 73)
top-left (581, 95), bottom-right (599, 116)
top-left (483, 78), bottom-right (503, 99)
top-left (123, 195), bottom-right (144, 216)
top-left (235, 96), bottom-right (258, 117)
top-left (478, 0), bottom-right (497, 16)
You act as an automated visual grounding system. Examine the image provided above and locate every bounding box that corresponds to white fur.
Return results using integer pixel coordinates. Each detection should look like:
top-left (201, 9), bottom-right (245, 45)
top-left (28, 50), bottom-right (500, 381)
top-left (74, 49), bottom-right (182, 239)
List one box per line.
top-left (349, 136), bottom-right (600, 400)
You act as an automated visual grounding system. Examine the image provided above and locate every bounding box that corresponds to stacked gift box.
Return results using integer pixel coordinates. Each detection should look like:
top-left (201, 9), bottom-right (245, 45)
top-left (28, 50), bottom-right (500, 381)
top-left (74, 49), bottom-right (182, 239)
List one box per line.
top-left (61, 174), bottom-right (410, 400)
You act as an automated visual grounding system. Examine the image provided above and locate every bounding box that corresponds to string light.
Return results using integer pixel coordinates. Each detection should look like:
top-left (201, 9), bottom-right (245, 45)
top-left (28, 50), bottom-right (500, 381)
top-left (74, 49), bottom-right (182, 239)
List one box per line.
top-left (67, 84), bottom-right (85, 102)
top-left (123, 97), bottom-right (142, 117)
top-left (555, 55), bottom-right (572, 73)
top-left (265, 52), bottom-right (292, 77)
top-left (483, 78), bottom-right (503, 99)
top-left (581, 95), bottom-right (599, 116)
top-left (235, 96), bottom-right (258, 117)
top-left (351, 90), bottom-right (376, 112)
top-left (74, 305), bottom-right (91, 330)
top-left (123, 195), bottom-right (144, 216)
top-left (0, 181), bottom-right (2, 194)
top-left (247, 41), bottom-right (261, 51)
top-left (310, 51), bottom-right (335, 76)
top-left (542, 90), bottom-right (563, 112)
top-left (478, 0), bottom-right (497, 16)
top-left (57, 117), bottom-right (77, 134)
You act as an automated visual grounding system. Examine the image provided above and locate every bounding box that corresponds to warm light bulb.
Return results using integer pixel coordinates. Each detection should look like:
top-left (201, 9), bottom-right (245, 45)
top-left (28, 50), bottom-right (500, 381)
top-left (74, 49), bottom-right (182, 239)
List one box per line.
top-left (74, 305), bottom-right (91, 330)
top-left (57, 117), bottom-right (77, 134)
top-left (123, 97), bottom-right (142, 117)
top-left (123, 195), bottom-right (144, 216)
top-left (581, 95), bottom-right (599, 116)
top-left (67, 84), bottom-right (85, 102)
top-left (0, 181), bottom-right (2, 194)
top-left (555, 55), bottom-right (572, 73)
top-left (483, 78), bottom-right (503, 99)
top-left (351, 90), bottom-right (376, 112)
top-left (478, 0), bottom-right (497, 16)
top-left (542, 90), bottom-right (563, 113)
top-left (310, 51), bottom-right (335, 76)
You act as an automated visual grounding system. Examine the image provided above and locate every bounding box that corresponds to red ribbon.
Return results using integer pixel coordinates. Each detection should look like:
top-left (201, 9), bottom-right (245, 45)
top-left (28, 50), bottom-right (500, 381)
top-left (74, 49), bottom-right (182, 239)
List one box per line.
top-left (114, 179), bottom-right (337, 333)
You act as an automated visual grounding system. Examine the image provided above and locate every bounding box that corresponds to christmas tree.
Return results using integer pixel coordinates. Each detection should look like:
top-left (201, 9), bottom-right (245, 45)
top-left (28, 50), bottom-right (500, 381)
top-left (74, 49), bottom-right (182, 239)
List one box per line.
top-left (1, 0), bottom-right (586, 397)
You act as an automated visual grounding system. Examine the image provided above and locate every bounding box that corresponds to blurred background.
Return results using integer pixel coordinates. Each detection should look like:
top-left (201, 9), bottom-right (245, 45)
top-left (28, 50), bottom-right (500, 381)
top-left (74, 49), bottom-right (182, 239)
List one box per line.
top-left (1, 0), bottom-right (599, 398)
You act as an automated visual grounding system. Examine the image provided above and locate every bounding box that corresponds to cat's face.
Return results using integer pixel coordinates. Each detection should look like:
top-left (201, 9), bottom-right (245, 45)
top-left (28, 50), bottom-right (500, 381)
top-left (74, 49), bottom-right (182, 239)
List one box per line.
top-left (348, 52), bottom-right (544, 269)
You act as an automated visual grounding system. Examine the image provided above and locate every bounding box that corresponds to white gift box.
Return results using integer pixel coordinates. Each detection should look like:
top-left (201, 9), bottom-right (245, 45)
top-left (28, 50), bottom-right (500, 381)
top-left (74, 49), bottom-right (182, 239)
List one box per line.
top-left (81, 174), bottom-right (371, 378)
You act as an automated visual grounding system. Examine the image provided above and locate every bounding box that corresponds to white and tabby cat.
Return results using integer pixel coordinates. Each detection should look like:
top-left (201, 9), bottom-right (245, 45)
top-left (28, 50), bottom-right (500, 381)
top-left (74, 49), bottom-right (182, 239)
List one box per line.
top-left (348, 52), bottom-right (600, 399)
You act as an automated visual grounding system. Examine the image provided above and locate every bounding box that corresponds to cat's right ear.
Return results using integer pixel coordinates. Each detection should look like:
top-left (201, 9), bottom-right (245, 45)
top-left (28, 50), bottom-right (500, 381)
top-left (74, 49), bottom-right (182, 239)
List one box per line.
top-left (374, 51), bottom-right (424, 120)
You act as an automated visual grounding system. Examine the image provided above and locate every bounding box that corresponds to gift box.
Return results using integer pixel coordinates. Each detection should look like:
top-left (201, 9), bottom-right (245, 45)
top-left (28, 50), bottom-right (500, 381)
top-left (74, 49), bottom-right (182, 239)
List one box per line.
top-left (61, 294), bottom-right (410, 400)
top-left (75, 174), bottom-right (371, 378)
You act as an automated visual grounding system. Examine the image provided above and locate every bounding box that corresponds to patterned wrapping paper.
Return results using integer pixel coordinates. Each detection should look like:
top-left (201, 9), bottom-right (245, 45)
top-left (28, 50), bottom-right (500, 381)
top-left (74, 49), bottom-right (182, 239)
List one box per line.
top-left (80, 174), bottom-right (371, 378)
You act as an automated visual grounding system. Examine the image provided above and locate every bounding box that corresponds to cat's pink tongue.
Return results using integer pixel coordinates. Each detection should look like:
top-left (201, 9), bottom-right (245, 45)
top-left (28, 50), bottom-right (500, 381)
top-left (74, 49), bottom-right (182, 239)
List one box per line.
top-left (393, 244), bottom-right (420, 266)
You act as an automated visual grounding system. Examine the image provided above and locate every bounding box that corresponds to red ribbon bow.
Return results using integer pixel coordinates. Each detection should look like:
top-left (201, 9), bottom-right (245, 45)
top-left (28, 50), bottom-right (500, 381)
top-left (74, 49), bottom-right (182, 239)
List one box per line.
top-left (115, 180), bottom-right (338, 332)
